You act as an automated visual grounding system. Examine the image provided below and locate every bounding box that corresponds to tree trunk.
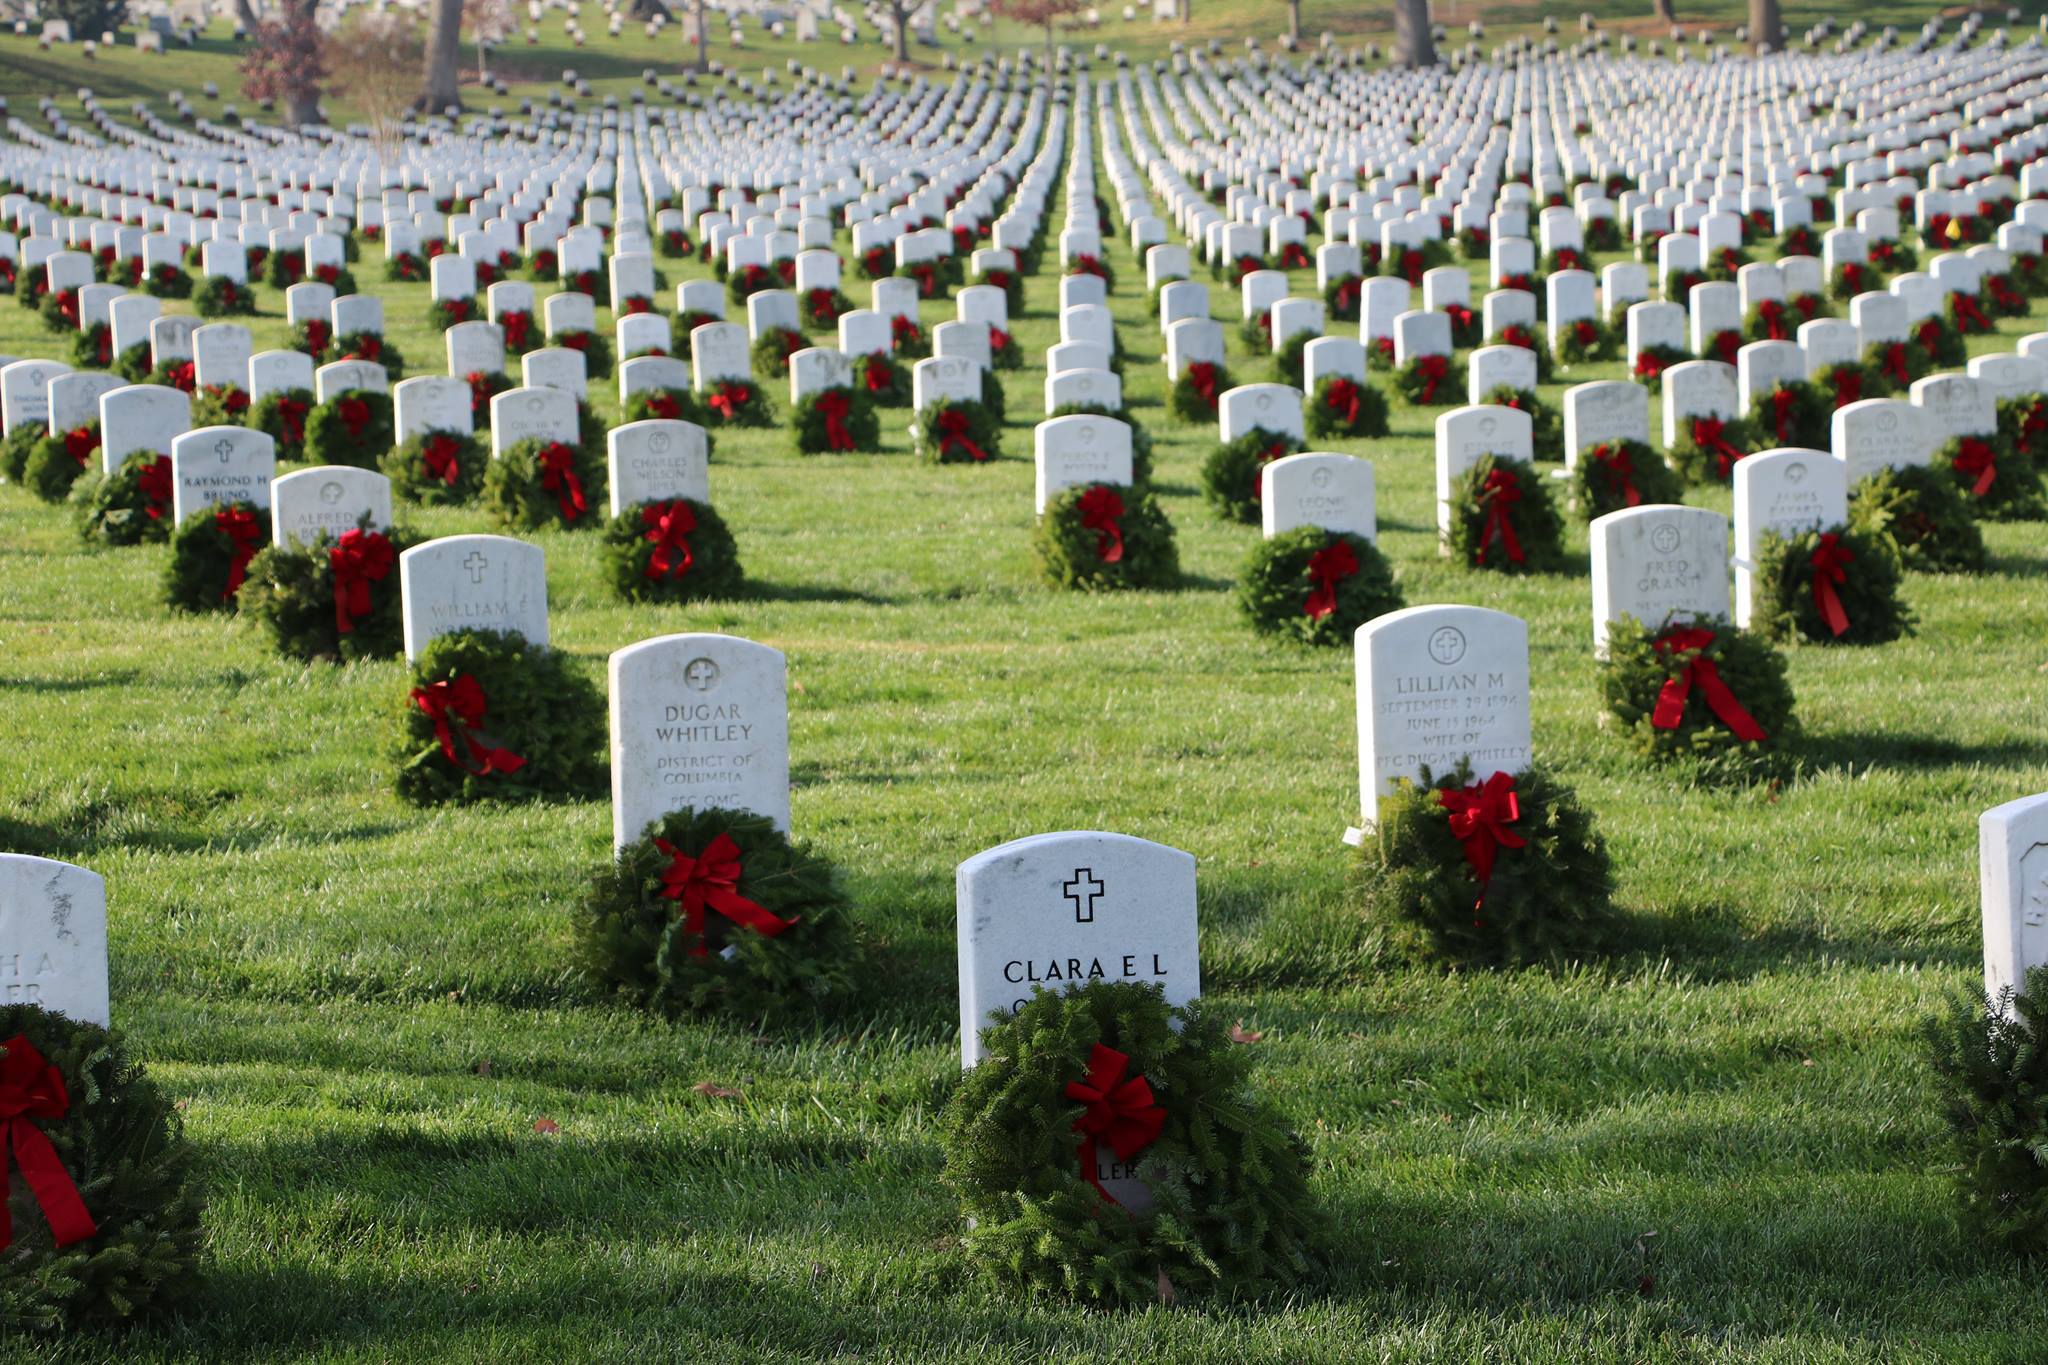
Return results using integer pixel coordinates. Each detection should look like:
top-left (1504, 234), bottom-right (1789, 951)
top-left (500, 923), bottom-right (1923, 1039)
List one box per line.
top-left (420, 0), bottom-right (464, 113)
top-left (284, 0), bottom-right (322, 125)
top-left (1748, 0), bottom-right (1781, 51)
top-left (1286, 0), bottom-right (1300, 43)
top-left (1179, 0), bottom-right (1190, 26)
top-left (476, 36), bottom-right (489, 83)
top-left (890, 0), bottom-right (909, 62)
top-left (1392, 0), bottom-right (1434, 67)
top-left (691, 0), bottom-right (708, 71)
top-left (1652, 0), bottom-right (1677, 22)
top-left (233, 0), bottom-right (260, 30)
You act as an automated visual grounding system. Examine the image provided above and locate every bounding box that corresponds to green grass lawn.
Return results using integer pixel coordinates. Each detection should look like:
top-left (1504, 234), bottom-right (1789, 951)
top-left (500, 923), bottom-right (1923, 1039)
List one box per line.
top-left (3, 21), bottom-right (2048, 1361)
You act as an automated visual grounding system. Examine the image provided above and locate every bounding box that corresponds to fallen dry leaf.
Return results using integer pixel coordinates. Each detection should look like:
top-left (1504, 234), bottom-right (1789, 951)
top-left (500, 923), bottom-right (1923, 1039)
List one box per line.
top-left (473, 1058), bottom-right (493, 1077)
top-left (532, 1117), bottom-right (559, 1135)
top-left (1156, 1268), bottom-right (1177, 1306)
top-left (694, 1082), bottom-right (743, 1099)
top-left (1229, 1020), bottom-right (1264, 1044)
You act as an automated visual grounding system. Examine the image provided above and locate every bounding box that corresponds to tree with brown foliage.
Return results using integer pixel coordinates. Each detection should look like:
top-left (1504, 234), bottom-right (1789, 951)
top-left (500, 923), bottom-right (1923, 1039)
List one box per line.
top-left (239, 0), bottom-right (326, 127)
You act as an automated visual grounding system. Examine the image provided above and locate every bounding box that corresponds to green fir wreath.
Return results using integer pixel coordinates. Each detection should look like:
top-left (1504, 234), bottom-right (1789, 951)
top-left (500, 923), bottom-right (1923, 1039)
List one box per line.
top-left (303, 390), bottom-right (395, 470)
top-left (385, 251), bottom-right (427, 284)
top-left (1356, 763), bottom-right (1616, 967)
top-left (576, 807), bottom-right (855, 1024)
top-left (1849, 465), bottom-right (1987, 573)
top-left (382, 430), bottom-right (486, 506)
top-left (554, 330), bottom-right (611, 378)
top-left (1702, 245), bottom-right (1750, 283)
top-left (1032, 482), bottom-right (1180, 591)
top-left (1, 421), bottom-right (42, 483)
top-left (1660, 269), bottom-right (1706, 306)
top-left (787, 385), bottom-right (882, 455)
top-left (940, 980), bottom-right (1323, 1307)
top-left (1568, 440), bottom-right (1684, 520)
top-left (69, 321), bottom-right (111, 369)
top-left (1939, 434), bottom-right (2048, 522)
top-left (750, 326), bottom-right (807, 379)
top-left (1457, 228), bottom-right (1490, 260)
top-left (1540, 247), bottom-right (1592, 277)
top-left (251, 389), bottom-right (316, 462)
top-left (464, 371), bottom-right (512, 429)
top-left (1237, 526), bottom-right (1402, 646)
top-left (329, 329), bottom-right (400, 380)
top-left (146, 360), bottom-right (198, 395)
top-left (191, 275), bottom-right (256, 317)
top-left (1751, 524), bottom-right (1914, 646)
top-left (481, 435), bottom-right (607, 531)
top-left (111, 342), bottom-right (151, 382)
top-left (14, 262), bottom-right (45, 307)
top-left (1553, 316), bottom-right (1612, 367)
top-left (1812, 361), bottom-right (1874, 410)
top-left (1914, 315), bottom-right (1969, 369)
top-left (913, 397), bottom-right (1003, 464)
top-left (623, 386), bottom-right (710, 428)
top-left (22, 424), bottom-right (100, 504)
top-left (393, 628), bottom-right (605, 806)
top-left (1743, 300), bottom-right (1800, 343)
top-left (1924, 964), bottom-right (2048, 1257)
top-left (1998, 395), bottom-right (2048, 470)
top-left (162, 501), bottom-right (271, 613)
top-left (429, 297), bottom-right (479, 331)
top-left (670, 311), bottom-right (718, 357)
top-left (601, 497), bottom-right (745, 602)
top-left (1305, 374), bottom-right (1390, 440)
top-left (1630, 344), bottom-right (1687, 394)
top-left (1747, 381), bottom-right (1831, 451)
top-left (1584, 217), bottom-right (1622, 251)
top-left (1168, 361), bottom-right (1230, 423)
top-left (36, 288), bottom-right (80, 334)
top-left (1048, 403), bottom-right (1154, 486)
top-left (1393, 352), bottom-right (1464, 406)
top-left (1446, 456), bottom-right (1567, 573)
top-left (71, 451), bottom-right (173, 545)
top-left (0, 1005), bottom-right (206, 1333)
top-left (1945, 292), bottom-right (1999, 340)
top-left (1863, 336), bottom-right (1931, 392)
top-left (1321, 273), bottom-right (1363, 322)
top-left (190, 384), bottom-right (251, 430)
top-left (801, 288), bottom-right (855, 332)
top-left (1202, 427), bottom-right (1303, 524)
top-left (977, 366), bottom-right (1010, 424)
top-left (1598, 616), bottom-right (1800, 782)
top-left (143, 262), bottom-right (191, 298)
top-left (1478, 385), bottom-right (1560, 454)
top-left (1668, 413), bottom-right (1758, 486)
top-left (854, 351), bottom-right (912, 407)
top-left (699, 378), bottom-right (774, 428)
top-left (1828, 262), bottom-right (1880, 302)
top-left (1272, 330), bottom-right (1314, 387)
top-left (1379, 240), bottom-right (1449, 285)
top-left (240, 520), bottom-right (419, 661)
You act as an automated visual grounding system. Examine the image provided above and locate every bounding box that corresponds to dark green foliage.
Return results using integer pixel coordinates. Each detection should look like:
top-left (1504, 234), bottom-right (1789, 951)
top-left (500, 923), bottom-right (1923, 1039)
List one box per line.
top-left (1998, 395), bottom-right (2048, 470)
top-left (37, 288), bottom-right (79, 334)
top-left (1925, 965), bottom-right (2048, 1257)
top-left (1752, 525), bottom-right (1914, 646)
top-left (1478, 385), bottom-right (1560, 455)
top-left (69, 322), bottom-right (111, 369)
top-left (191, 275), bottom-right (257, 317)
top-left (1747, 382), bottom-right (1830, 451)
top-left (1849, 465), bottom-right (1988, 573)
top-left (853, 352), bottom-right (911, 407)
top-left (1273, 330), bottom-right (1311, 386)
top-left (382, 430), bottom-right (485, 506)
top-left (393, 629), bottom-right (605, 806)
top-left (1320, 273), bottom-right (1362, 322)
top-left (1168, 362), bottom-right (1230, 424)
top-left (1236, 527), bottom-right (1402, 646)
top-left (1484, 327), bottom-right (1553, 382)
top-left (332, 331), bottom-right (404, 381)
top-left (1567, 439), bottom-right (1685, 520)
top-left (1202, 427), bottom-right (1302, 524)
top-left (162, 501), bottom-right (270, 613)
top-left (189, 385), bottom-right (251, 430)
top-left (71, 451), bottom-right (172, 545)
top-left (239, 521), bottom-right (418, 662)
top-left (0, 1005), bottom-right (205, 1333)
top-left (556, 331), bottom-right (611, 379)
top-left (1668, 413), bottom-right (1758, 486)
top-left (1356, 764), bottom-right (1616, 967)
top-left (1936, 436), bottom-right (2048, 522)
top-left (1599, 616), bottom-right (1800, 782)
top-left (576, 807), bottom-right (856, 1024)
top-left (913, 398), bottom-right (1003, 464)
top-left (250, 389), bottom-right (316, 463)
top-left (700, 379), bottom-right (774, 428)
top-left (303, 391), bottom-right (395, 470)
top-left (1047, 403), bottom-right (1154, 486)
top-left (1445, 456), bottom-right (1567, 573)
top-left (979, 366), bottom-right (1008, 424)
top-left (481, 436), bottom-right (607, 532)
top-left (622, 387), bottom-right (709, 428)
top-left (1303, 374), bottom-right (1389, 440)
top-left (600, 498), bottom-right (745, 603)
top-left (1392, 352), bottom-right (1463, 406)
top-left (1032, 483), bottom-right (1179, 592)
top-left (792, 387), bottom-right (881, 454)
top-left (1378, 240), bottom-right (1448, 284)
top-left (34, 0), bottom-right (130, 50)
top-left (22, 424), bottom-right (98, 504)
top-left (1553, 317), bottom-right (1613, 367)
top-left (942, 980), bottom-right (1324, 1306)
top-left (1, 421), bottom-right (41, 483)
top-left (750, 326), bottom-right (807, 379)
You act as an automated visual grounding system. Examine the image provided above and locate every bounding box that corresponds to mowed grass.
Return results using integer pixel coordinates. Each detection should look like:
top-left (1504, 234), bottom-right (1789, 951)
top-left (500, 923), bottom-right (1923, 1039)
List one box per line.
top-left (2, 57), bottom-right (2048, 1362)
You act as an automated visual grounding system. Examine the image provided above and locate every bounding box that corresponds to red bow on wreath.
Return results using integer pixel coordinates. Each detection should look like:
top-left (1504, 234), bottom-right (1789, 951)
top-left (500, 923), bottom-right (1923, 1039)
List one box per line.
top-left (1252, 440), bottom-right (1290, 500)
top-left (1588, 442), bottom-right (1640, 506)
top-left (1915, 319), bottom-right (1945, 358)
top-left (1633, 352), bottom-right (1667, 381)
top-left (440, 298), bottom-right (471, 324)
top-left (1065, 1043), bottom-right (1165, 1207)
top-left (135, 454), bottom-right (172, 519)
top-left (908, 263), bottom-right (937, 297)
top-left (1952, 294), bottom-right (1989, 333)
top-left (862, 355), bottom-right (892, 393)
top-left (644, 391), bottom-right (684, 420)
top-left (1475, 466), bottom-right (1525, 565)
top-left (891, 316), bottom-right (922, 351)
top-left (416, 433), bottom-right (462, 487)
top-left (1572, 319), bottom-right (1599, 348)
top-left (337, 396), bottom-right (372, 439)
top-left (164, 362), bottom-right (195, 394)
top-left (1810, 532), bottom-right (1853, 637)
top-left (1436, 771), bottom-right (1526, 914)
top-left (936, 408), bottom-right (988, 462)
top-left (536, 442), bottom-right (586, 521)
top-left (1185, 360), bottom-right (1220, 410)
top-left (302, 319), bottom-right (331, 355)
top-left (988, 325), bottom-right (1012, 355)
top-left (502, 311), bottom-right (531, 351)
top-left (1303, 540), bottom-right (1357, 620)
top-left (1711, 329), bottom-right (1741, 367)
top-left (1395, 248), bottom-right (1423, 284)
top-left (1331, 278), bottom-right (1358, 315)
top-left (1324, 378), bottom-right (1363, 426)
top-left (1880, 341), bottom-right (1911, 386)
top-left (1829, 367), bottom-right (1862, 408)
top-left (816, 392), bottom-right (856, 451)
top-left (1650, 626), bottom-right (1767, 741)
top-left (349, 334), bottom-right (384, 362)
top-left (707, 382), bottom-right (753, 422)
top-left (806, 288), bottom-right (839, 324)
top-left (1953, 437), bottom-right (1999, 497)
top-left (329, 528), bottom-right (394, 634)
top-left (1690, 417), bottom-right (1744, 479)
top-left (1414, 353), bottom-right (1448, 403)
top-left (0, 1035), bottom-right (97, 1252)
top-left (641, 500), bottom-right (695, 579)
top-left (1758, 298), bottom-right (1788, 340)
top-left (1768, 388), bottom-right (1798, 443)
top-left (410, 673), bottom-right (527, 776)
top-left (1076, 485), bottom-right (1124, 563)
top-left (653, 831), bottom-right (798, 957)
top-left (214, 506), bottom-right (263, 601)
top-left (63, 426), bottom-right (99, 468)
top-left (985, 269), bottom-right (1011, 290)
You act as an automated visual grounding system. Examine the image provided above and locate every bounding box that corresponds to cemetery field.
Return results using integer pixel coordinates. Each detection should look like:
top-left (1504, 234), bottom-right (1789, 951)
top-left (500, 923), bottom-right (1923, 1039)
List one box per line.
top-left (5, 82), bottom-right (2048, 1357)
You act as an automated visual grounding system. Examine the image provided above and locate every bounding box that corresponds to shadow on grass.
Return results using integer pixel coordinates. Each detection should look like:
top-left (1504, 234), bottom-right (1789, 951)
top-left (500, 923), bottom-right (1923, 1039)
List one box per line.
top-left (0, 669), bottom-right (144, 691)
top-left (741, 579), bottom-right (903, 606)
top-left (1797, 729), bottom-right (2048, 775)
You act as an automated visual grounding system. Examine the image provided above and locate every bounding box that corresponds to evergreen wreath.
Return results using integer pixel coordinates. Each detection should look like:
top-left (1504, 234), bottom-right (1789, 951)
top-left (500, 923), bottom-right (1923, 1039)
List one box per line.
top-left (1169, 361), bottom-right (1230, 423)
top-left (974, 267), bottom-right (1024, 314)
top-left (1355, 763), bottom-right (1616, 967)
top-left (1703, 245), bottom-right (1750, 283)
top-left (1924, 964), bottom-right (2048, 1257)
top-left (393, 628), bottom-right (605, 806)
top-left (801, 288), bottom-right (854, 331)
top-left (36, 288), bottom-right (80, 334)
top-left (700, 378), bottom-right (774, 427)
top-left (576, 807), bottom-right (854, 1023)
top-left (1747, 381), bottom-right (1830, 451)
top-left (1202, 427), bottom-right (1303, 524)
top-left (481, 435), bottom-right (606, 531)
top-left (464, 371), bottom-right (512, 428)
top-left (1236, 313), bottom-right (1274, 355)
top-left (1366, 335), bottom-right (1397, 372)
top-left (1540, 247), bottom-right (1591, 276)
top-left (385, 251), bottom-right (427, 284)
top-left (1, 421), bottom-right (41, 483)
top-left (1305, 375), bottom-right (1390, 440)
top-left (251, 388), bottom-right (316, 462)
top-left (72, 452), bottom-right (173, 546)
top-left (1938, 434), bottom-right (2047, 522)
top-left (1321, 273), bottom-right (1363, 322)
top-left (1484, 325), bottom-right (1553, 382)
top-left (261, 249), bottom-right (305, 289)
top-left (1984, 273), bottom-right (2030, 319)
top-left (913, 398), bottom-right (1002, 464)
top-left (22, 424), bottom-right (100, 504)
top-left (1568, 440), bottom-right (1684, 520)
top-left (1742, 298), bottom-right (1799, 343)
top-left (1393, 352), bottom-right (1463, 406)
top-left (1236, 526), bottom-right (1402, 646)
top-left (162, 501), bottom-right (271, 613)
top-left (1554, 316), bottom-right (1612, 367)
top-left (1630, 344), bottom-right (1687, 394)
top-left (1661, 269), bottom-right (1706, 305)
top-left (987, 324), bottom-right (1023, 371)
top-left (1584, 217), bottom-right (1622, 251)
top-left (240, 520), bottom-right (419, 661)
top-left (1668, 413), bottom-right (1757, 486)
top-left (670, 311), bottom-right (718, 357)
top-left (1812, 360), bottom-right (1873, 411)
top-left (1867, 238), bottom-right (1916, 274)
top-left (1380, 240), bottom-right (1449, 286)
top-left (69, 321), bottom-right (112, 370)
top-left (190, 384), bottom-right (251, 430)
top-left (1945, 291), bottom-right (1998, 340)
top-left (429, 297), bottom-right (479, 331)
top-left (1751, 524), bottom-right (1914, 645)
top-left (1776, 225), bottom-right (1819, 258)
top-left (750, 326), bottom-right (807, 379)
top-left (2012, 251), bottom-right (2046, 297)
top-left (855, 352), bottom-right (912, 408)
top-left (303, 390), bottom-right (395, 470)
top-left (1849, 465), bottom-right (1987, 574)
top-left (1827, 262), bottom-right (1879, 302)
top-left (792, 387), bottom-right (881, 454)
top-left (1598, 616), bottom-right (1800, 782)
top-left (143, 262), bottom-right (190, 298)
top-left (891, 315), bottom-right (930, 360)
top-left (14, 261), bottom-right (45, 307)
top-left (601, 497), bottom-right (745, 602)
top-left (1268, 241), bottom-right (1313, 272)
top-left (191, 276), bottom-right (256, 317)
top-left (1067, 253), bottom-right (1115, 288)
top-left (382, 430), bottom-right (485, 506)
top-left (553, 329), bottom-right (611, 378)
top-left (940, 980), bottom-right (1322, 1307)
top-left (496, 310), bottom-right (538, 356)
top-left (1998, 395), bottom-right (2048, 469)
top-left (1457, 227), bottom-right (1490, 260)
top-left (1032, 482), bottom-right (1180, 591)
top-left (1913, 315), bottom-right (1968, 370)
top-left (0, 1006), bottom-right (206, 1333)
top-left (1271, 330), bottom-right (1314, 387)
top-left (146, 360), bottom-right (198, 395)
top-left (1478, 385), bottom-right (1560, 455)
top-left (1447, 456), bottom-right (1567, 573)
top-left (623, 386), bottom-right (710, 428)
top-left (333, 330), bottom-right (404, 380)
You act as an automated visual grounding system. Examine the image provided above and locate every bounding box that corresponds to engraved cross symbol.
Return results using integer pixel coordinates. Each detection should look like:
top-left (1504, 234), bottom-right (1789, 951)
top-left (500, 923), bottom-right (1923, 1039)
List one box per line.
top-left (215, 437), bottom-right (234, 462)
top-left (684, 659), bottom-right (718, 691)
top-left (1063, 869), bottom-right (1104, 924)
top-left (462, 550), bottom-right (489, 583)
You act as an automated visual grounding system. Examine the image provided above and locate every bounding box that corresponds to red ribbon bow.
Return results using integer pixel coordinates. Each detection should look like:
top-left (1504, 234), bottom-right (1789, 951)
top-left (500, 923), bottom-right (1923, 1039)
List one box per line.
top-left (1437, 771), bottom-right (1527, 910)
top-left (329, 528), bottom-right (394, 634)
top-left (1690, 417), bottom-right (1745, 480)
top-left (1953, 437), bottom-right (1998, 497)
top-left (63, 426), bottom-right (99, 468)
top-left (502, 311), bottom-right (531, 351)
top-left (1572, 319), bottom-right (1598, 348)
top-left (1768, 388), bottom-right (1798, 443)
top-left (410, 674), bottom-right (527, 776)
top-left (863, 355), bottom-right (892, 393)
top-left (1303, 540), bottom-right (1357, 619)
top-left (537, 442), bottom-right (586, 522)
top-left (707, 381), bottom-right (753, 421)
top-left (1651, 626), bottom-right (1767, 741)
top-left (1881, 341), bottom-right (1911, 386)
top-left (0, 1036), bottom-right (97, 1252)
top-left (419, 433), bottom-right (463, 487)
top-left (1915, 319), bottom-right (1945, 357)
top-left (1475, 466), bottom-right (1525, 565)
top-left (988, 325), bottom-right (1012, 355)
top-left (139, 455), bottom-right (172, 519)
top-left (1332, 278), bottom-right (1358, 314)
top-left (1810, 533), bottom-right (1852, 637)
top-left (302, 319), bottom-right (331, 355)
top-left (1838, 264), bottom-right (1864, 295)
top-left (1065, 1043), bottom-right (1165, 1206)
top-left (1415, 353), bottom-right (1449, 403)
top-left (165, 362), bottom-right (195, 394)
top-left (653, 832), bottom-right (798, 957)
top-left (644, 391), bottom-right (684, 420)
top-left (1758, 298), bottom-right (1787, 340)
top-left (1711, 329), bottom-right (1741, 366)
top-left (1075, 485), bottom-right (1124, 563)
top-left (1633, 352), bottom-right (1666, 381)
top-left (816, 392), bottom-right (856, 451)
top-left (641, 499), bottom-right (696, 579)
top-left (936, 408), bottom-right (988, 462)
top-left (1396, 248), bottom-right (1423, 284)
top-left (1589, 442), bottom-right (1640, 506)
top-left (806, 288), bottom-right (839, 324)
top-left (1186, 360), bottom-right (1220, 410)
top-left (1952, 294), bottom-right (1989, 333)
top-left (1829, 367), bottom-right (1862, 409)
top-left (1325, 378), bottom-right (1362, 426)
top-left (215, 506), bottom-right (263, 601)
top-left (350, 334), bottom-right (384, 362)
top-left (337, 396), bottom-right (372, 439)
top-left (440, 298), bottom-right (471, 324)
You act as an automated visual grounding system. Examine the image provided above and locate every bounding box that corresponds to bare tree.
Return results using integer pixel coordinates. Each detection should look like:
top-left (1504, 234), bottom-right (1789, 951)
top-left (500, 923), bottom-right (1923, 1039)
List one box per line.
top-left (239, 0), bottom-right (326, 126)
top-left (419, 0), bottom-right (464, 113)
top-left (1286, 0), bottom-right (1300, 44)
top-left (1392, 0), bottom-right (1434, 67)
top-left (1748, 0), bottom-right (1781, 51)
top-left (329, 13), bottom-right (420, 152)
